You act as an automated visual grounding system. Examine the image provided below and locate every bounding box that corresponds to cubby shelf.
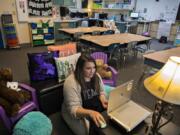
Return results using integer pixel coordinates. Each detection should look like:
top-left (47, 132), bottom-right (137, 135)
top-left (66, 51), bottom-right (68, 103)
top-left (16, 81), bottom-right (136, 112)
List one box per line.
top-left (1, 14), bottom-right (19, 48)
top-left (30, 22), bottom-right (55, 47)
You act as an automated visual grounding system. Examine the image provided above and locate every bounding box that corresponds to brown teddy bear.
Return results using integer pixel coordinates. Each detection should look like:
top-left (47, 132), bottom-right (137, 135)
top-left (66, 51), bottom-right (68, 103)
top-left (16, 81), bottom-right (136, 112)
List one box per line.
top-left (95, 59), bottom-right (112, 79)
top-left (0, 68), bottom-right (31, 116)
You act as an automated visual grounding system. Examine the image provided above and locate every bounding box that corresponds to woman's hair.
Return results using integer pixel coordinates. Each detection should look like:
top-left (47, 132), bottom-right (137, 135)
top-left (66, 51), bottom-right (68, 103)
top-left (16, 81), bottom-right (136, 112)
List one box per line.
top-left (74, 54), bottom-right (100, 93)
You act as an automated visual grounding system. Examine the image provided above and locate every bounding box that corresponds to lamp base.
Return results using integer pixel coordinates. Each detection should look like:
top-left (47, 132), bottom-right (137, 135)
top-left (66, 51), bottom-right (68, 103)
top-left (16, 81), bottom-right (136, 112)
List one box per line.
top-left (148, 127), bottom-right (162, 135)
top-left (147, 101), bottom-right (173, 135)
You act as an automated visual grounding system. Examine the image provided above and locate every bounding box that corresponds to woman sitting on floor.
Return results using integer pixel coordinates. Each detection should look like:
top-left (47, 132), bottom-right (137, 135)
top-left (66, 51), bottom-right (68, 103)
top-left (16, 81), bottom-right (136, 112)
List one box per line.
top-left (61, 54), bottom-right (108, 135)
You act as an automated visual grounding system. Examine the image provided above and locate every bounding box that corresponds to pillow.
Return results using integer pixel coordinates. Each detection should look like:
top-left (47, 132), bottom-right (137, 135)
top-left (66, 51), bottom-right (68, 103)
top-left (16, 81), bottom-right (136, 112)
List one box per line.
top-left (55, 53), bottom-right (81, 82)
top-left (28, 51), bottom-right (58, 81)
top-left (47, 42), bottom-right (77, 57)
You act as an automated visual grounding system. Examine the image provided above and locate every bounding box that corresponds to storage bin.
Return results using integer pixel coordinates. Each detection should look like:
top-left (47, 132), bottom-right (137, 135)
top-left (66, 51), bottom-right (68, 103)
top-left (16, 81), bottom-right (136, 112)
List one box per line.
top-left (33, 40), bottom-right (44, 46)
top-left (37, 29), bottom-right (44, 34)
top-left (43, 28), bottom-right (48, 34)
top-left (6, 34), bottom-right (17, 39)
top-left (32, 29), bottom-right (37, 34)
top-left (31, 23), bottom-right (37, 29)
top-left (44, 40), bottom-right (55, 45)
top-left (42, 23), bottom-right (49, 28)
top-left (37, 23), bottom-right (42, 28)
top-left (44, 34), bottom-right (54, 40)
top-left (48, 28), bottom-right (54, 33)
top-left (7, 38), bottom-right (18, 45)
top-left (4, 26), bottom-right (15, 31)
top-left (33, 35), bottom-right (44, 40)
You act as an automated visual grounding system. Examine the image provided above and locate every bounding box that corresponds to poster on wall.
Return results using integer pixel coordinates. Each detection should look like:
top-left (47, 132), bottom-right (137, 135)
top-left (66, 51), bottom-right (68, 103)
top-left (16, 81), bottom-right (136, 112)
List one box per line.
top-left (28, 0), bottom-right (52, 16)
top-left (92, 0), bottom-right (102, 9)
top-left (16, 0), bottom-right (29, 22)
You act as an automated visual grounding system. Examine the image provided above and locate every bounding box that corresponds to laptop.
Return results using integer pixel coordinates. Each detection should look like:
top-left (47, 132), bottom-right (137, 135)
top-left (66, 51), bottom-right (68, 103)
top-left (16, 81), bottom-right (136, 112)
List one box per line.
top-left (107, 80), bottom-right (151, 132)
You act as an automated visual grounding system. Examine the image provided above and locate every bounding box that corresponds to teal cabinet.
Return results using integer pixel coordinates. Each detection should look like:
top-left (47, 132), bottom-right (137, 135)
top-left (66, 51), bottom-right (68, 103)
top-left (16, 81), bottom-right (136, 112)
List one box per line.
top-left (53, 0), bottom-right (76, 7)
top-left (115, 22), bottom-right (126, 33)
top-left (64, 0), bottom-right (76, 7)
top-left (53, 0), bottom-right (63, 5)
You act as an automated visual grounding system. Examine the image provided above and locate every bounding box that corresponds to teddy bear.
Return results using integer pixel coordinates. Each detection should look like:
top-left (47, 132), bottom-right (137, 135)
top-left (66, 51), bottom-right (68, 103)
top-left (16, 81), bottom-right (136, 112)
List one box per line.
top-left (0, 68), bottom-right (31, 116)
top-left (95, 59), bottom-right (112, 79)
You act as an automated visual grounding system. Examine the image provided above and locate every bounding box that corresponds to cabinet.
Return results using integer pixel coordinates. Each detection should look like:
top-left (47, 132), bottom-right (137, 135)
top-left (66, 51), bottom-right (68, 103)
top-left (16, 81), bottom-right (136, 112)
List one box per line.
top-left (53, 0), bottom-right (76, 7)
top-left (52, 0), bottom-right (63, 5)
top-left (115, 22), bottom-right (126, 33)
top-left (174, 26), bottom-right (180, 46)
top-left (136, 21), bottom-right (151, 35)
top-left (1, 14), bottom-right (19, 48)
top-left (149, 21), bottom-right (159, 38)
top-left (93, 0), bottom-right (133, 10)
top-left (149, 21), bottom-right (179, 42)
top-left (64, 0), bottom-right (76, 7)
top-left (103, 0), bottom-right (124, 8)
top-left (30, 22), bottom-right (55, 46)
top-left (170, 24), bottom-right (178, 42)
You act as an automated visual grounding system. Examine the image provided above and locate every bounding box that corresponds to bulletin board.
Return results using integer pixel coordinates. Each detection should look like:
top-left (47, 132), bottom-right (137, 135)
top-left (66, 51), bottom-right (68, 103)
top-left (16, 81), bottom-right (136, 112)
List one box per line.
top-left (28, 0), bottom-right (52, 16)
top-left (16, 0), bottom-right (53, 22)
top-left (16, 0), bottom-right (29, 22)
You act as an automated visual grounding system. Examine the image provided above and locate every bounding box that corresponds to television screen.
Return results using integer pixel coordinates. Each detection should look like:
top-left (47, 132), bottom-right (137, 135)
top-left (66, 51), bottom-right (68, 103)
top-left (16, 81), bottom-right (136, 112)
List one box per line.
top-left (76, 12), bottom-right (88, 18)
top-left (130, 12), bottom-right (139, 18)
top-left (82, 12), bottom-right (88, 18)
top-left (99, 13), bottom-right (108, 19)
top-left (60, 6), bottom-right (69, 17)
top-left (70, 12), bottom-right (76, 18)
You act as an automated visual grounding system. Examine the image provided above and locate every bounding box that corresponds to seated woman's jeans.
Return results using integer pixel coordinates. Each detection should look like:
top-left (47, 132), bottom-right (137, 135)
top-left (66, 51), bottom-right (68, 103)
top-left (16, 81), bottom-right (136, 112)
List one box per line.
top-left (89, 119), bottom-right (106, 135)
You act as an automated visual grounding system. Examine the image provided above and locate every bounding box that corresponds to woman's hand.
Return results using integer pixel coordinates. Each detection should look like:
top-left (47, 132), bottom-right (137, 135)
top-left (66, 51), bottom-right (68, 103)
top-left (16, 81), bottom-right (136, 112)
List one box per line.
top-left (88, 110), bottom-right (106, 127)
top-left (100, 94), bottom-right (108, 109)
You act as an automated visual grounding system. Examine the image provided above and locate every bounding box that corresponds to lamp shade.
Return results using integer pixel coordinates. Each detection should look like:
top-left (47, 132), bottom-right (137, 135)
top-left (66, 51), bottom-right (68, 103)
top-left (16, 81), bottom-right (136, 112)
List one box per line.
top-left (144, 56), bottom-right (180, 105)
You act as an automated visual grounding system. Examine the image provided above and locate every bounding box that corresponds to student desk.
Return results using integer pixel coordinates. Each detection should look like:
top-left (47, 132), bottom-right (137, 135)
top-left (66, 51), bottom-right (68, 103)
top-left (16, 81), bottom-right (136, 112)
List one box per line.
top-left (81, 33), bottom-right (151, 47)
top-left (101, 111), bottom-right (180, 135)
top-left (80, 33), bottom-right (151, 52)
top-left (143, 47), bottom-right (180, 69)
top-left (59, 26), bottom-right (109, 35)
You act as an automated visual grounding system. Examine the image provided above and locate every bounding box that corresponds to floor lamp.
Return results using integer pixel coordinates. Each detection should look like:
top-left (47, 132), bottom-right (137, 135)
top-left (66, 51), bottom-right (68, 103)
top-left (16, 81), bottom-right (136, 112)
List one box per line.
top-left (144, 56), bottom-right (180, 135)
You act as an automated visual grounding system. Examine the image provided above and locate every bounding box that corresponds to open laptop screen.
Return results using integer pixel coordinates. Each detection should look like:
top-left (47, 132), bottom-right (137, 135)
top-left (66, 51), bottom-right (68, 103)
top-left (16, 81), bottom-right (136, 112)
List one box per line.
top-left (107, 80), bottom-right (134, 114)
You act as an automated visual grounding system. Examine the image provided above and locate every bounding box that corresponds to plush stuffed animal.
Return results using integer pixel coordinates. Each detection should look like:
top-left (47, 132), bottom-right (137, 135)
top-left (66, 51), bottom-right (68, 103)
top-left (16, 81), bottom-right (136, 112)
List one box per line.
top-left (95, 59), bottom-right (112, 79)
top-left (0, 68), bottom-right (31, 116)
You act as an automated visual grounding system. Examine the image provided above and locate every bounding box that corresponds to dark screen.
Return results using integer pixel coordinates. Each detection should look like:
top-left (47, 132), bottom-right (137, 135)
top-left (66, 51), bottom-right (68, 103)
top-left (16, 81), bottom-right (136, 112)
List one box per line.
top-left (176, 4), bottom-right (180, 20)
top-left (70, 12), bottom-right (76, 18)
top-left (60, 6), bottom-right (69, 17)
top-left (99, 13), bottom-right (108, 19)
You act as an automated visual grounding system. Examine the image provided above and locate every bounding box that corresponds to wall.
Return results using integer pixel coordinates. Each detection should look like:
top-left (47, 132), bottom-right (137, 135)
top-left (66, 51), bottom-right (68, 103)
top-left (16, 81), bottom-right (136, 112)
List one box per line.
top-left (135, 0), bottom-right (180, 22)
top-left (0, 0), bottom-right (53, 45)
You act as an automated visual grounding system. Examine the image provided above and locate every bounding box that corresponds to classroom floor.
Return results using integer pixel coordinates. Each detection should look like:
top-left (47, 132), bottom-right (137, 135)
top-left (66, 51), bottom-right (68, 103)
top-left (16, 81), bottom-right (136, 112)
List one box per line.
top-left (0, 39), bottom-right (179, 135)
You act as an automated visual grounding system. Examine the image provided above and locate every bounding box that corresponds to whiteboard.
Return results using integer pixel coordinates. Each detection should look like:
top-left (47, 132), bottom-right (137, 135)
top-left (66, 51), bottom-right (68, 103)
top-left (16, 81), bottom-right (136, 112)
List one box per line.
top-left (16, 0), bottom-right (29, 22)
top-left (136, 0), bottom-right (180, 23)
